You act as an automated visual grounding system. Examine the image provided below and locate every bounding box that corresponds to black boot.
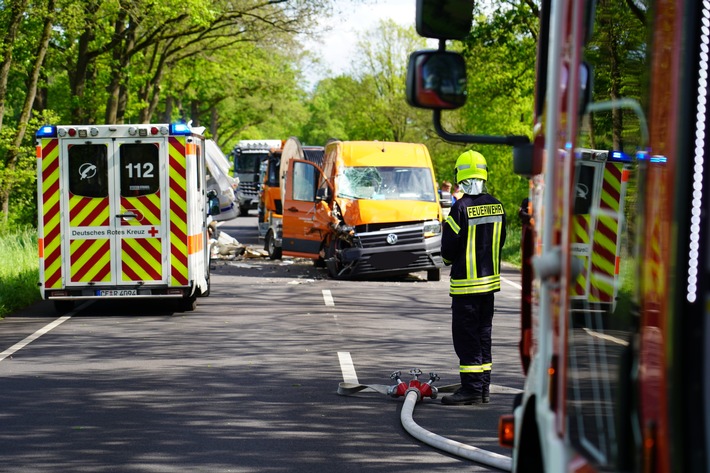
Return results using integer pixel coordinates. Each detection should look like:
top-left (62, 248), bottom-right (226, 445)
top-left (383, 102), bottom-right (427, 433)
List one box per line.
top-left (482, 388), bottom-right (490, 404)
top-left (441, 388), bottom-right (482, 405)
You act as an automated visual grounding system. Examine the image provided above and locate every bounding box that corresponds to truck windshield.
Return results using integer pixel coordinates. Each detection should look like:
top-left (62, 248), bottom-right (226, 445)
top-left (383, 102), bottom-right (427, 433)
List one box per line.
top-left (235, 153), bottom-right (267, 174)
top-left (337, 166), bottom-right (436, 202)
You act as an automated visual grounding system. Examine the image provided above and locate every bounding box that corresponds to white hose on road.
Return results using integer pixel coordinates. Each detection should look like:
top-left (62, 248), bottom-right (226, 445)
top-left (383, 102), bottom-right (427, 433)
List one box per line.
top-left (400, 390), bottom-right (513, 471)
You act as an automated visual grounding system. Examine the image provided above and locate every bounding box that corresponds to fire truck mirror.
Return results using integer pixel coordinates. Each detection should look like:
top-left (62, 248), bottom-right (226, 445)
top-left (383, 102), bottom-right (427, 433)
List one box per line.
top-left (513, 142), bottom-right (535, 177)
top-left (406, 50), bottom-right (467, 110)
top-left (415, 0), bottom-right (474, 40)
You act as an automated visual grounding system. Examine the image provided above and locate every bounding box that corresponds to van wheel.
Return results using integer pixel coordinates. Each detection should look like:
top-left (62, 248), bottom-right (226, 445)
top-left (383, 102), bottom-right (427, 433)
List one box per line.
top-left (201, 273), bottom-right (211, 297)
top-left (239, 205), bottom-right (249, 216)
top-left (178, 294), bottom-right (197, 312)
top-left (266, 230), bottom-right (282, 260)
top-left (427, 268), bottom-right (441, 281)
top-left (326, 239), bottom-right (346, 279)
top-left (54, 300), bottom-right (74, 314)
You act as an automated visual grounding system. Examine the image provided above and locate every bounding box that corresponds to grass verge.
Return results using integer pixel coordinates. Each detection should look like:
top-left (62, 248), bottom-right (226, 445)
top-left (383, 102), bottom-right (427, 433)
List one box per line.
top-left (0, 227), bottom-right (40, 318)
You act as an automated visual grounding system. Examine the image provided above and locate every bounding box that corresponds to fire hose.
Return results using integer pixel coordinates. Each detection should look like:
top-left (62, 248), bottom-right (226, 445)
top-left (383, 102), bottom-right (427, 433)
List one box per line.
top-left (338, 369), bottom-right (512, 471)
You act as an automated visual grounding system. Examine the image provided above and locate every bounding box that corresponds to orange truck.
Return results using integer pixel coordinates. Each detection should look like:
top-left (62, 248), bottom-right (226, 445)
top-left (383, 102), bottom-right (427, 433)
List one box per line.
top-left (281, 140), bottom-right (445, 281)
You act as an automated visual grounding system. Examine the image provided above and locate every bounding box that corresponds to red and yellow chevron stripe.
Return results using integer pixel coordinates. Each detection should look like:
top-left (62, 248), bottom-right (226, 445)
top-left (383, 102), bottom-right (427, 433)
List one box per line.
top-left (590, 162), bottom-right (624, 303)
top-left (69, 238), bottom-right (111, 282)
top-left (121, 193), bottom-right (161, 226)
top-left (571, 214), bottom-right (590, 298)
top-left (169, 136), bottom-right (189, 286)
top-left (69, 194), bottom-right (110, 227)
top-left (121, 237), bottom-right (162, 282)
top-left (38, 138), bottom-right (62, 289)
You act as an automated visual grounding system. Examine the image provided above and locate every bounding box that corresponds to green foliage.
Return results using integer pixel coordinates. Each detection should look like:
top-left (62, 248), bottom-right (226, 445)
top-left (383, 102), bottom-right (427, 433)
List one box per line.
top-left (0, 227), bottom-right (40, 318)
top-left (0, 110), bottom-right (61, 231)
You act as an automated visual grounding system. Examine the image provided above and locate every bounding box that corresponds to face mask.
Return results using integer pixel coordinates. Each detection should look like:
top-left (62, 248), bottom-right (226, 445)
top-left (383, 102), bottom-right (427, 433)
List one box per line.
top-left (459, 178), bottom-right (485, 195)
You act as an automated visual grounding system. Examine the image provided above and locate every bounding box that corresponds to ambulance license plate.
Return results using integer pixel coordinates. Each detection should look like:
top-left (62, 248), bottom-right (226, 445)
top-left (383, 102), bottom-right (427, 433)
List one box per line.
top-left (96, 290), bottom-right (137, 296)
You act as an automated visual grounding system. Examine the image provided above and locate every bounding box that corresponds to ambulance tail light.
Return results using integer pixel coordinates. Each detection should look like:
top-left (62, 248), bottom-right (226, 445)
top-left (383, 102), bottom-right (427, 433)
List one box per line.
top-left (67, 128), bottom-right (77, 137)
top-left (89, 127), bottom-right (99, 137)
top-left (170, 123), bottom-right (191, 135)
top-left (36, 125), bottom-right (57, 138)
top-left (150, 126), bottom-right (159, 135)
top-left (498, 415), bottom-right (515, 448)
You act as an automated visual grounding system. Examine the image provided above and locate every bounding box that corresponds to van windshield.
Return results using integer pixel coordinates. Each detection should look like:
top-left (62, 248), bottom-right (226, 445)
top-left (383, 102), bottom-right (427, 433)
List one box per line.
top-left (337, 166), bottom-right (436, 202)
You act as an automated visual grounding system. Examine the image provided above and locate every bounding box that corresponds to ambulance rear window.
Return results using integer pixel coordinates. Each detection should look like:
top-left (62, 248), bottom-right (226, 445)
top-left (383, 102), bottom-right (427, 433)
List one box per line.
top-left (120, 143), bottom-right (160, 196)
top-left (68, 144), bottom-right (109, 198)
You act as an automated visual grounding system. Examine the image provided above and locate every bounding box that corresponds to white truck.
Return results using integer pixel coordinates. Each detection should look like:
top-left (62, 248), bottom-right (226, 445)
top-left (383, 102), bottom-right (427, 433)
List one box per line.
top-left (35, 122), bottom-right (219, 313)
top-left (230, 139), bottom-right (282, 216)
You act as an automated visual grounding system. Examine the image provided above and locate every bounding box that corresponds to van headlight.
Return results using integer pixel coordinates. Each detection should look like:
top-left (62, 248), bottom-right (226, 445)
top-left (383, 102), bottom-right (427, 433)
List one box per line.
top-left (423, 219), bottom-right (441, 238)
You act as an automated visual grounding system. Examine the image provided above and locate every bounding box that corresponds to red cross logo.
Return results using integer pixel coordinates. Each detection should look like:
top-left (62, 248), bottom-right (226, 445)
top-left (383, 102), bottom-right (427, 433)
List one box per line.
top-left (148, 226), bottom-right (159, 237)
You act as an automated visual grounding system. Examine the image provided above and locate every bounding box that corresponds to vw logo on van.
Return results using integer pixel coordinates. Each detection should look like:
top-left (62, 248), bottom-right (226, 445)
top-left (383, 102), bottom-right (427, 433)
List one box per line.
top-left (386, 233), bottom-right (398, 245)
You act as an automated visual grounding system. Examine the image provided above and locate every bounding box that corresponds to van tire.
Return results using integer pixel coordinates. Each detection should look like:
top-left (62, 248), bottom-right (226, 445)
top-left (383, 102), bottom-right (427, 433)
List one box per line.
top-left (427, 268), bottom-right (441, 281)
top-left (266, 230), bottom-right (282, 260)
top-left (178, 294), bottom-right (198, 312)
top-left (54, 300), bottom-right (74, 314)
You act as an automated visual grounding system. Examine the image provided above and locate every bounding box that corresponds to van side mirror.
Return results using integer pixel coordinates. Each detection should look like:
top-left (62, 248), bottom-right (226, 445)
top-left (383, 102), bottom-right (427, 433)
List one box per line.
top-left (315, 187), bottom-right (329, 202)
top-left (406, 50), bottom-right (467, 110)
top-left (207, 189), bottom-right (221, 216)
top-left (416, 0), bottom-right (474, 40)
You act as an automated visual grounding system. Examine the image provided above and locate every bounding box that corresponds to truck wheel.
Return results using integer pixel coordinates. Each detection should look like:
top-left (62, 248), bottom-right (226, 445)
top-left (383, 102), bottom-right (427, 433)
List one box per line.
top-left (427, 268), bottom-right (441, 281)
top-left (54, 300), bottom-right (74, 314)
top-left (266, 230), bottom-right (282, 260)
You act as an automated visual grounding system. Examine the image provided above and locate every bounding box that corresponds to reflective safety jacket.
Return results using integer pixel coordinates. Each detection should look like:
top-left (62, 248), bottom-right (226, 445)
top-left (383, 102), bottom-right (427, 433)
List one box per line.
top-left (442, 193), bottom-right (507, 296)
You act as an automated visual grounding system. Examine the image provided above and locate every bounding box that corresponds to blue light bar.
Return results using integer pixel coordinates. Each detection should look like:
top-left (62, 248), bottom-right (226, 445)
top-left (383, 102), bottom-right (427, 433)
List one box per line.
top-left (170, 123), bottom-right (191, 135)
top-left (609, 150), bottom-right (632, 162)
top-left (650, 155), bottom-right (667, 163)
top-left (36, 125), bottom-right (57, 138)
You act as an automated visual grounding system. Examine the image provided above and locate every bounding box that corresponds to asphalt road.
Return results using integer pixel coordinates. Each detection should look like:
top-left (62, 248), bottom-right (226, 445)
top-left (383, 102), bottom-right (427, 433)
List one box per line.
top-left (0, 212), bottom-right (525, 473)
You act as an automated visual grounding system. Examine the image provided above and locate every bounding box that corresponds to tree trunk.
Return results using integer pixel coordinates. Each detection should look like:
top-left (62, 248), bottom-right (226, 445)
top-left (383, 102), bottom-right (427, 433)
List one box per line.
top-left (0, 0), bottom-right (29, 131)
top-left (190, 100), bottom-right (200, 127)
top-left (210, 106), bottom-right (218, 140)
top-left (163, 96), bottom-right (174, 122)
top-left (1, 0), bottom-right (53, 224)
top-left (106, 12), bottom-right (133, 124)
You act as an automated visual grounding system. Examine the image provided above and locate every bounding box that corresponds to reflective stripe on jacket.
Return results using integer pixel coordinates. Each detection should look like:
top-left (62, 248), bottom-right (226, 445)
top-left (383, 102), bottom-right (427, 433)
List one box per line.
top-left (442, 193), bottom-right (506, 296)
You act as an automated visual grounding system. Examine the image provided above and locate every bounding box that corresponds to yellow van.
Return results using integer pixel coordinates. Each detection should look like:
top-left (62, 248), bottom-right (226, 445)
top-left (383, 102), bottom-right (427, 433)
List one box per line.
top-left (281, 140), bottom-right (444, 280)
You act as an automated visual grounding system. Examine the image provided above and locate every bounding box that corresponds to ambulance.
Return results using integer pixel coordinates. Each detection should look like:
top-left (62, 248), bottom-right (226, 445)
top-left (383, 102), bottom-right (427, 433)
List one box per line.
top-left (35, 123), bottom-right (218, 313)
top-left (570, 148), bottom-right (632, 314)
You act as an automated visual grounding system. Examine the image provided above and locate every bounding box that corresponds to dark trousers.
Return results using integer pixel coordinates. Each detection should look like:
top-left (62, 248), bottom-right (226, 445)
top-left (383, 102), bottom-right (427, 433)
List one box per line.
top-left (451, 294), bottom-right (494, 393)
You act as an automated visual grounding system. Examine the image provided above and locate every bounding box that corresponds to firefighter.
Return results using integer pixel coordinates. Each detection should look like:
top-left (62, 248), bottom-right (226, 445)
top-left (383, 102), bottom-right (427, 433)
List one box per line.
top-left (440, 150), bottom-right (507, 405)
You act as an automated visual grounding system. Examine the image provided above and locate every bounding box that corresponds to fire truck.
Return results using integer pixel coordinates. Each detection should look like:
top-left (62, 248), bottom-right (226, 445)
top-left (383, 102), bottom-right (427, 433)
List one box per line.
top-left (35, 123), bottom-right (218, 313)
top-left (407, 1), bottom-right (708, 472)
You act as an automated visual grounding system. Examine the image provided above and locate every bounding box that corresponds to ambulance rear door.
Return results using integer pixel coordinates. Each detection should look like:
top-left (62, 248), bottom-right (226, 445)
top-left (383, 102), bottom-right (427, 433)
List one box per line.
top-left (60, 137), bottom-right (170, 292)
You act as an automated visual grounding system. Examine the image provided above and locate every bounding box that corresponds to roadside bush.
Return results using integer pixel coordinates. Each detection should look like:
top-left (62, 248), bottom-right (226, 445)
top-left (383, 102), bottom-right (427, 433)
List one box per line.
top-left (0, 227), bottom-right (39, 318)
top-left (502, 223), bottom-right (522, 268)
